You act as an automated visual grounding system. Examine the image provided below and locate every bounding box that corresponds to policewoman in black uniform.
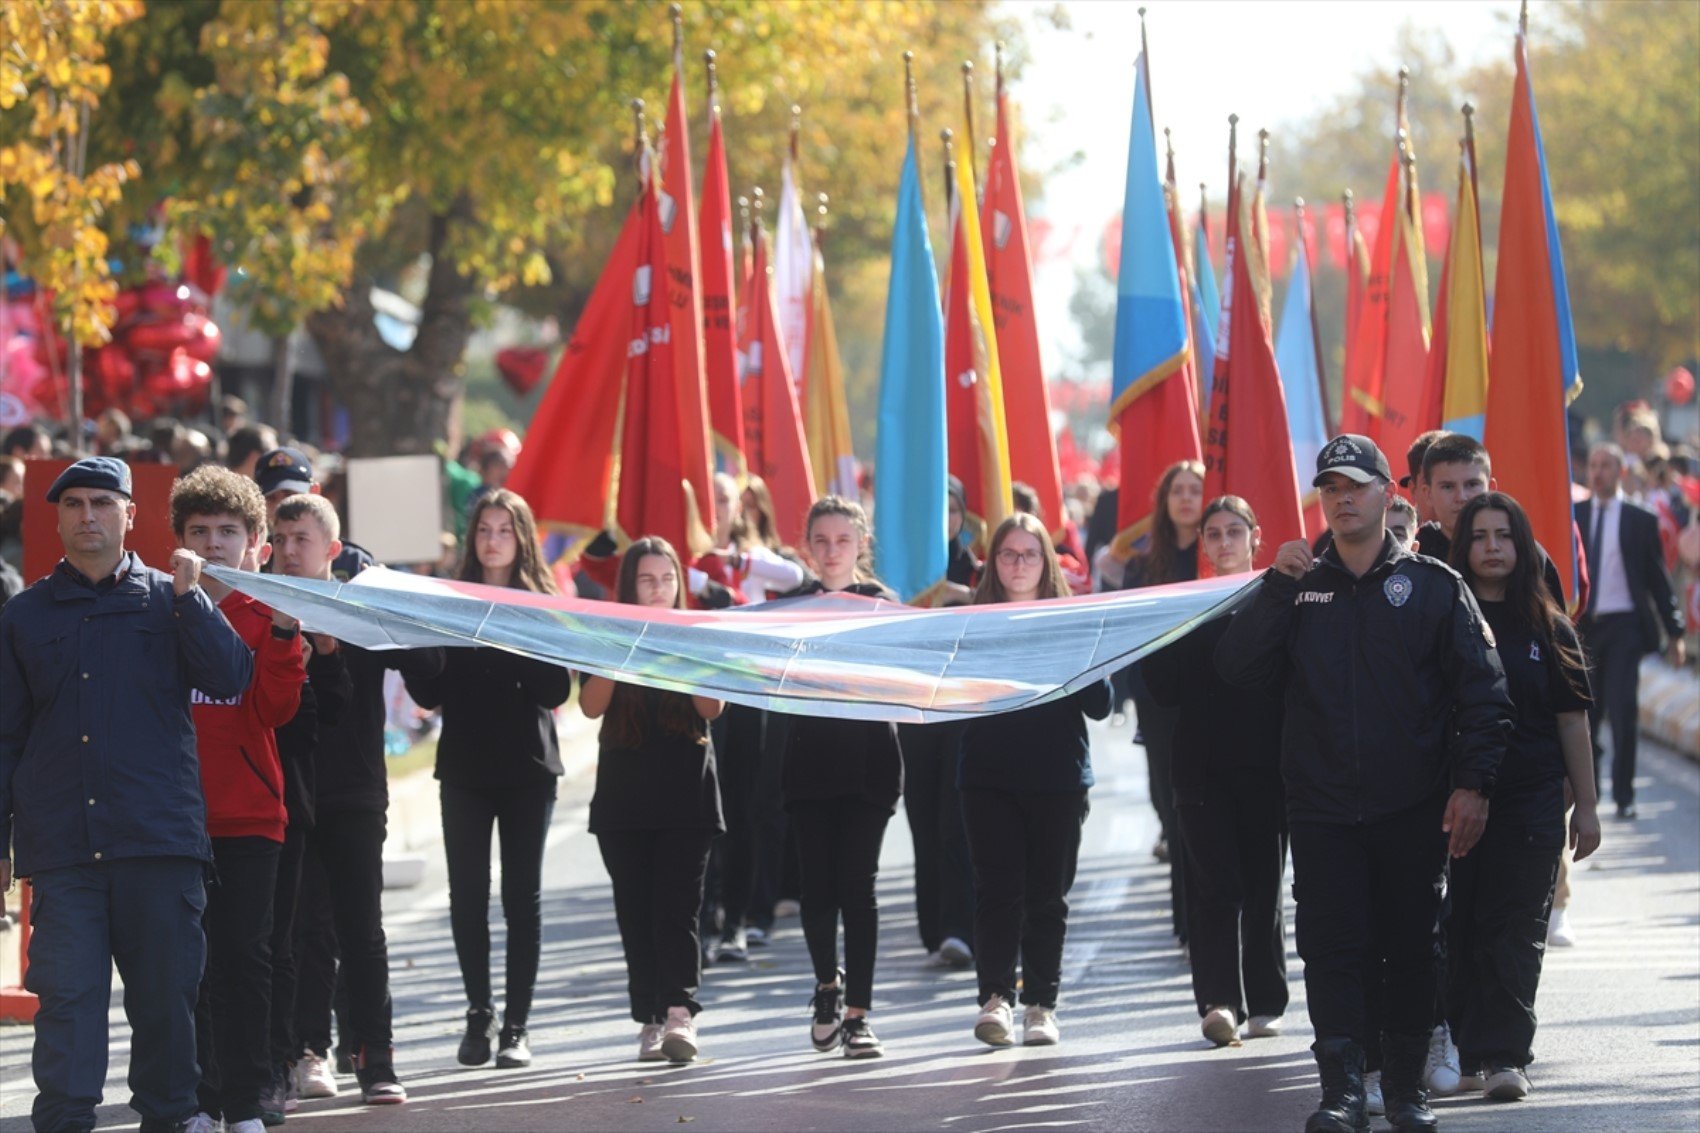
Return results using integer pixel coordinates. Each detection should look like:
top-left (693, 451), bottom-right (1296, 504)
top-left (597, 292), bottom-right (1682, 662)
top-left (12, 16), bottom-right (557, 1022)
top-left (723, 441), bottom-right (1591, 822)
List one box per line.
top-left (1218, 435), bottom-right (1513, 1133)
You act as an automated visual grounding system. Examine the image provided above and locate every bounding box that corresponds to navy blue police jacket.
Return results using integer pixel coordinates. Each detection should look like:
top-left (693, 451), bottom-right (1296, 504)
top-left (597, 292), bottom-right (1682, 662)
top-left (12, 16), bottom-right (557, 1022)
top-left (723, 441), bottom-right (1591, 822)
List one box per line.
top-left (0, 552), bottom-right (253, 876)
top-left (1216, 533), bottom-right (1512, 826)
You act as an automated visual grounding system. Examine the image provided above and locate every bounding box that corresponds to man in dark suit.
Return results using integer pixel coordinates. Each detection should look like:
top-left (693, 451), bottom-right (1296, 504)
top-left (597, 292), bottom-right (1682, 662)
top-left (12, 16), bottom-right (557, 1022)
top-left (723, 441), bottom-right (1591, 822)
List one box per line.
top-left (1575, 442), bottom-right (1687, 818)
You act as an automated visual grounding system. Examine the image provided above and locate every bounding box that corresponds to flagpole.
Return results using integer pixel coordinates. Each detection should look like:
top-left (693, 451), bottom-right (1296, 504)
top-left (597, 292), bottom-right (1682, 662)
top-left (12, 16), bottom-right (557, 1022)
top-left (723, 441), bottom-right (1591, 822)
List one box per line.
top-left (994, 41), bottom-right (1005, 100)
top-left (789, 103), bottom-right (802, 167)
top-left (904, 50), bottom-right (918, 140)
top-left (1227, 113), bottom-right (1239, 186)
top-left (1461, 102), bottom-right (1478, 200)
top-left (815, 192), bottom-right (829, 245)
top-left (1296, 196), bottom-right (1334, 435)
top-left (750, 184), bottom-right (764, 248)
top-left (940, 128), bottom-right (956, 211)
top-left (705, 49), bottom-right (718, 116)
top-left (631, 98), bottom-right (648, 183)
top-left (1396, 64), bottom-right (1409, 136)
top-left (670, 2), bottom-right (683, 67)
top-left (961, 61), bottom-right (979, 198)
top-left (1138, 7), bottom-right (1154, 130)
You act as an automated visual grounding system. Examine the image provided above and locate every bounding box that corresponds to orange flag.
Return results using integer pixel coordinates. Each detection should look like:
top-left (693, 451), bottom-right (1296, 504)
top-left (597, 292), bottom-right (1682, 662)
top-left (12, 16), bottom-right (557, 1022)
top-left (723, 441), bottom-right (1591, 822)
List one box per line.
top-left (982, 73), bottom-right (1063, 539)
top-left (742, 224), bottom-right (817, 546)
top-left (699, 96), bottom-right (745, 473)
top-left (662, 57), bottom-right (715, 533)
top-left (1343, 190), bottom-right (1371, 394)
top-left (1340, 131), bottom-right (1402, 436)
top-left (1202, 170), bottom-right (1305, 559)
top-left (1375, 149), bottom-right (1434, 470)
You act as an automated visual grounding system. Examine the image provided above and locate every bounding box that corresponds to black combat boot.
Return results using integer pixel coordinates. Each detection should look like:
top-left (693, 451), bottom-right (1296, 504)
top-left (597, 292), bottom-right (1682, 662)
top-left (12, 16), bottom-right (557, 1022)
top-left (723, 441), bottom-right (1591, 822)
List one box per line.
top-left (1381, 1030), bottom-right (1440, 1131)
top-left (1305, 1037), bottom-right (1370, 1133)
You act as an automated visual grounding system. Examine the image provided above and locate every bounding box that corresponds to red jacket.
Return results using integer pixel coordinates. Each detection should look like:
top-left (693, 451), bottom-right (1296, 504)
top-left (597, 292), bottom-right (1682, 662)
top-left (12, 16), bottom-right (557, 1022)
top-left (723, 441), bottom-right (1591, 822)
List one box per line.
top-left (193, 591), bottom-right (306, 842)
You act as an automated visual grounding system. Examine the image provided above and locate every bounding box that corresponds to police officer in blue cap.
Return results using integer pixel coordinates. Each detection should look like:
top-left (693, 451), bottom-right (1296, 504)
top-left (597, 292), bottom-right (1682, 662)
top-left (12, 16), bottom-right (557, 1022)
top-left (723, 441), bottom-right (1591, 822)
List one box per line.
top-left (0, 456), bottom-right (254, 1133)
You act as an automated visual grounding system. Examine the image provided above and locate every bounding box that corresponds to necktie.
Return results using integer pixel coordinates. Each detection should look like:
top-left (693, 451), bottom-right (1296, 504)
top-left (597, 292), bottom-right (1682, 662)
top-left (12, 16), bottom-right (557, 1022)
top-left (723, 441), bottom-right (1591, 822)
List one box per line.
top-left (1586, 502), bottom-right (1605, 615)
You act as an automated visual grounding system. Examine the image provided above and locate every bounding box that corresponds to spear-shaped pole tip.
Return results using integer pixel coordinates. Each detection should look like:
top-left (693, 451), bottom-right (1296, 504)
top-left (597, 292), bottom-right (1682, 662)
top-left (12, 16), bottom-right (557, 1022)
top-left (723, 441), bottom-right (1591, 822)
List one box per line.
top-left (1519, 0), bottom-right (1529, 36)
top-left (903, 50), bottom-right (918, 132)
top-left (670, 4), bottom-right (683, 59)
top-left (1257, 127), bottom-right (1270, 179)
top-left (995, 41), bottom-right (1005, 91)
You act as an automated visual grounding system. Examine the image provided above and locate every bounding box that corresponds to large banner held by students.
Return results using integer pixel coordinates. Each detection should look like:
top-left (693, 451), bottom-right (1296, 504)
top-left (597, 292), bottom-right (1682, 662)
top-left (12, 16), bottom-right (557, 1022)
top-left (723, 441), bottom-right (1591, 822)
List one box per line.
top-left (211, 565), bottom-right (1253, 725)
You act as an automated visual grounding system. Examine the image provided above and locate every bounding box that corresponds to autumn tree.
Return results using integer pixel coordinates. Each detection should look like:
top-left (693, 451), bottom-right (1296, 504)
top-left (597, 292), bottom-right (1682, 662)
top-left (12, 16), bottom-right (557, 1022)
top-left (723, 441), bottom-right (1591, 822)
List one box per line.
top-left (92, 0), bottom-right (1022, 456)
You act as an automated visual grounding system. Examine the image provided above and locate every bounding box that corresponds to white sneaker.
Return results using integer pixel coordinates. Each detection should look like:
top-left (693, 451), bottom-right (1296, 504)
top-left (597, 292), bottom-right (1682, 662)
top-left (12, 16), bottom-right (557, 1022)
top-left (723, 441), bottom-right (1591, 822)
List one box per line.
top-left (1423, 1023), bottom-right (1462, 1096)
top-left (1363, 1069), bottom-right (1385, 1117)
top-left (1201, 1005), bottom-right (1238, 1046)
top-left (1546, 906), bottom-right (1575, 947)
top-left (974, 994), bottom-right (1015, 1047)
top-left (661, 1006), bottom-right (699, 1062)
top-left (228, 1120), bottom-right (266, 1133)
top-left (638, 1023), bottom-right (667, 1062)
top-left (773, 898), bottom-right (801, 918)
top-left (295, 1050), bottom-right (338, 1099)
top-left (1484, 1065), bottom-right (1531, 1100)
top-left (938, 936), bottom-right (973, 967)
top-left (1022, 1004), bottom-right (1060, 1046)
top-left (181, 1115), bottom-right (219, 1133)
top-left (1245, 1014), bottom-right (1283, 1038)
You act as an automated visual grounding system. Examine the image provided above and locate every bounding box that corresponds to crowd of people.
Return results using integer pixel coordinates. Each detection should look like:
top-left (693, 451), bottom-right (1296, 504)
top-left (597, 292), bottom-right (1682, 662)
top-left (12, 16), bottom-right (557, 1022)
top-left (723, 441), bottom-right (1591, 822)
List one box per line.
top-left (0, 400), bottom-right (1693, 1133)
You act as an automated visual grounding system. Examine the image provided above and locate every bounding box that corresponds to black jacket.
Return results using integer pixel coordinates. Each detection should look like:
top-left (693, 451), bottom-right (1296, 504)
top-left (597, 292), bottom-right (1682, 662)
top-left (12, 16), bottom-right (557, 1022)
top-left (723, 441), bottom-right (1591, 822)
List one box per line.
top-left (1216, 533), bottom-right (1512, 826)
top-left (313, 642), bottom-right (444, 814)
top-left (276, 641), bottom-right (353, 831)
top-left (406, 647), bottom-right (572, 789)
top-left (1414, 522), bottom-right (1568, 608)
top-left (1574, 496), bottom-right (1685, 653)
top-left (958, 680), bottom-right (1111, 794)
top-left (1144, 613), bottom-right (1284, 804)
top-left (778, 580), bottom-right (905, 812)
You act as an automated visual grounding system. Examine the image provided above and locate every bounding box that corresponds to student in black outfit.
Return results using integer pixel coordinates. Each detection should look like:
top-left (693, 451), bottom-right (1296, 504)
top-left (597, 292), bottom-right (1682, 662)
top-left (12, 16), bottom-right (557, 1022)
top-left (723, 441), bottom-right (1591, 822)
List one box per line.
top-left (1144, 496), bottom-right (1288, 1048)
top-left (900, 476), bottom-right (979, 968)
top-left (1446, 492), bottom-right (1602, 1102)
top-left (962, 513), bottom-right (1110, 1049)
top-left (784, 496), bottom-right (903, 1059)
top-left (404, 490), bottom-right (572, 1070)
top-left (1125, 459), bottom-right (1204, 943)
top-left (581, 536), bottom-right (725, 1065)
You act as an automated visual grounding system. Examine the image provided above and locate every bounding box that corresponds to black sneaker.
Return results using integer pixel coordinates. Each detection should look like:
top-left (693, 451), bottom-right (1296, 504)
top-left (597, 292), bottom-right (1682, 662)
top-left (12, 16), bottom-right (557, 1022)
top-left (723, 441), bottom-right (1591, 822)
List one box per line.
top-left (355, 1047), bottom-right (407, 1105)
top-left (458, 1007), bottom-right (498, 1067)
top-left (841, 1016), bottom-right (884, 1059)
top-left (495, 1024), bottom-right (532, 1069)
top-left (809, 976), bottom-right (845, 1052)
top-left (335, 1046), bottom-right (356, 1076)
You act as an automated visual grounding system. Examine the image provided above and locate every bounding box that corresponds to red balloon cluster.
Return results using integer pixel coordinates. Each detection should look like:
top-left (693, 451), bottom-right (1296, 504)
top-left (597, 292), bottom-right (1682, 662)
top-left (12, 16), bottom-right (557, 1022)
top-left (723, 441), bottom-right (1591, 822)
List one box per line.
top-left (1, 278), bottom-right (222, 427)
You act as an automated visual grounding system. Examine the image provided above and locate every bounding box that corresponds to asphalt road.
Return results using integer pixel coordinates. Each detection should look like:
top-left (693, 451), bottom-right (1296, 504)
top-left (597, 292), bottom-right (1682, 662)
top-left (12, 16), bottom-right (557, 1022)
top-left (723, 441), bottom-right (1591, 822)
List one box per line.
top-left (3, 716), bottom-right (1697, 1132)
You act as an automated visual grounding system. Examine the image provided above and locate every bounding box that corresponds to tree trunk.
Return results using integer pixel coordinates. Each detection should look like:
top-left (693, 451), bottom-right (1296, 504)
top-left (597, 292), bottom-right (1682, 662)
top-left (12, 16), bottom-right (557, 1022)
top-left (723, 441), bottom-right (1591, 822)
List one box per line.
top-left (307, 202), bottom-right (476, 457)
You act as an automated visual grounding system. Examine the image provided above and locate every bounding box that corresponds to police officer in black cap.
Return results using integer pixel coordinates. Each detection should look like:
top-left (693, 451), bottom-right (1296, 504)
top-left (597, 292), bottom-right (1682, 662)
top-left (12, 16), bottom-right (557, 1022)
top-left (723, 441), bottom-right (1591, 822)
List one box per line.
top-left (1, 456), bottom-right (253, 1133)
top-left (1218, 435), bottom-right (1512, 1133)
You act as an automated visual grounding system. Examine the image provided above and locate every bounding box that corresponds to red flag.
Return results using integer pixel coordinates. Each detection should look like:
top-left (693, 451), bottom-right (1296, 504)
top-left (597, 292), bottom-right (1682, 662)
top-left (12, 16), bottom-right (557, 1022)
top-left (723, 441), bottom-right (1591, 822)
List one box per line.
top-left (1375, 162), bottom-right (1434, 469)
top-left (1484, 26), bottom-right (1580, 604)
top-left (661, 64), bottom-right (716, 535)
top-left (699, 104), bottom-right (745, 473)
top-left (982, 80), bottom-right (1064, 539)
top-left (1202, 173), bottom-right (1305, 558)
top-left (1341, 155), bottom-right (1400, 436)
top-left (1343, 194), bottom-right (1371, 388)
top-left (742, 226), bottom-right (817, 546)
top-left (508, 202), bottom-right (643, 546)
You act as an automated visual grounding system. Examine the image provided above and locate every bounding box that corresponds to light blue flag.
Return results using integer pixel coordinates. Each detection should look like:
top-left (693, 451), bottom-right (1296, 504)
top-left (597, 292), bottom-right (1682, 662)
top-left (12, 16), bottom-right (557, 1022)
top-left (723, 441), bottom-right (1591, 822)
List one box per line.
top-left (1192, 220), bottom-right (1220, 406)
top-left (1274, 238), bottom-right (1329, 483)
top-left (1110, 52), bottom-right (1189, 422)
top-left (873, 135), bottom-right (948, 602)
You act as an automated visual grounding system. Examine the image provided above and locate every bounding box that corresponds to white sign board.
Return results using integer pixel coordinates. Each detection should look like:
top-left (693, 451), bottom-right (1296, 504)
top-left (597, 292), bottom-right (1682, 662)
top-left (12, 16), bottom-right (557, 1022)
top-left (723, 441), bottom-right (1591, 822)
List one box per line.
top-left (345, 455), bottom-right (444, 565)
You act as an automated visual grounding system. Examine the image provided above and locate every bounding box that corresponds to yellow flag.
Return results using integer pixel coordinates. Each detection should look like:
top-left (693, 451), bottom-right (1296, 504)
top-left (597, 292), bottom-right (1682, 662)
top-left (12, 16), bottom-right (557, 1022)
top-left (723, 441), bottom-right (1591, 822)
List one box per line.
top-left (1442, 144), bottom-right (1490, 437)
top-left (952, 150), bottom-right (1012, 527)
top-left (804, 235), bottom-right (857, 499)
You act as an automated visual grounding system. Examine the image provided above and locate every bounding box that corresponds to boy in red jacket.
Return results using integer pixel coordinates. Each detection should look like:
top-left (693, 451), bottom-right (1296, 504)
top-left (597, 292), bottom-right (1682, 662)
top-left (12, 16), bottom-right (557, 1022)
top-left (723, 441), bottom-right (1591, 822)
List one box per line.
top-left (172, 465), bottom-right (307, 1133)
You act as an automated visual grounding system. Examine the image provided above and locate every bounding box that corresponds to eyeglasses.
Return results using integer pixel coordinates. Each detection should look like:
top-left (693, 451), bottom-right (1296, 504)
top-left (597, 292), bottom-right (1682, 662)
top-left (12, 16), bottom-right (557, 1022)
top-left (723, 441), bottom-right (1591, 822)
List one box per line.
top-left (996, 548), bottom-right (1043, 567)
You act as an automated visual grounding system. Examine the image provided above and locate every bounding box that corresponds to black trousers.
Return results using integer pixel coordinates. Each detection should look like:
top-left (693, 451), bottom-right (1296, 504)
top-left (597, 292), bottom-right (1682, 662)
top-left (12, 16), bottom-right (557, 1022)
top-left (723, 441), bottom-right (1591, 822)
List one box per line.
top-left (597, 829), bottom-right (715, 1023)
top-left (791, 798), bottom-right (892, 1011)
top-left (710, 706), bottom-right (761, 935)
top-left (441, 781), bottom-right (557, 1026)
top-left (1446, 809), bottom-right (1564, 1069)
top-left (1580, 612), bottom-right (1644, 808)
top-left (899, 721), bottom-right (975, 952)
top-left (1175, 771), bottom-right (1289, 1022)
top-left (1132, 685), bottom-right (1186, 938)
top-left (962, 788), bottom-right (1088, 1009)
top-left (1290, 796), bottom-right (1448, 1045)
top-left (267, 822), bottom-right (307, 1066)
top-left (295, 809), bottom-right (393, 1062)
top-left (196, 836), bottom-right (280, 1124)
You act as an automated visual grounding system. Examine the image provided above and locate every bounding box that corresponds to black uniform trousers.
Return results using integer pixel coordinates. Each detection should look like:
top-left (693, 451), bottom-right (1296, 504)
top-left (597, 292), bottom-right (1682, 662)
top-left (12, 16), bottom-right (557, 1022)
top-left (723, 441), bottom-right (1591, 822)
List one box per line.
top-left (1579, 612), bottom-right (1644, 808)
top-left (899, 721), bottom-right (975, 953)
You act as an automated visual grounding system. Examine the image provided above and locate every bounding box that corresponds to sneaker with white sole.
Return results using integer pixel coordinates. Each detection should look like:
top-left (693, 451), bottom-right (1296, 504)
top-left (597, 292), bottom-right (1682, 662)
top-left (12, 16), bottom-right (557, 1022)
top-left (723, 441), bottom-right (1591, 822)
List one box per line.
top-left (1023, 1005), bottom-right (1060, 1046)
top-left (661, 1006), bottom-right (699, 1062)
top-left (229, 1120), bottom-right (267, 1133)
top-left (1245, 1013), bottom-right (1283, 1038)
top-left (1546, 907), bottom-right (1575, 947)
top-left (1423, 1023), bottom-right (1462, 1096)
top-left (1483, 1065), bottom-right (1530, 1101)
top-left (975, 994), bottom-right (1015, 1047)
top-left (745, 925), bottom-right (770, 948)
top-left (716, 928), bottom-right (749, 963)
top-left (937, 936), bottom-right (973, 967)
top-left (773, 898), bottom-right (801, 918)
top-left (180, 1115), bottom-right (219, 1133)
top-left (841, 1015), bottom-right (883, 1058)
top-left (1201, 1005), bottom-right (1238, 1046)
top-left (1459, 1065), bottom-right (1487, 1092)
top-left (638, 1022), bottom-right (667, 1061)
top-left (356, 1047), bottom-right (406, 1106)
top-left (1363, 1069), bottom-right (1386, 1117)
top-left (295, 1050), bottom-right (337, 1099)
top-left (810, 977), bottom-right (845, 1051)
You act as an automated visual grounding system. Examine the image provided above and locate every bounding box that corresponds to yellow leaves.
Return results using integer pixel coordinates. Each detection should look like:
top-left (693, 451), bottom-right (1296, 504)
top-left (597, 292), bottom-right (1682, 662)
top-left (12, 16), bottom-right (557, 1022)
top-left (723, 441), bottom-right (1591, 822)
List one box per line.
top-left (521, 251), bottom-right (551, 288)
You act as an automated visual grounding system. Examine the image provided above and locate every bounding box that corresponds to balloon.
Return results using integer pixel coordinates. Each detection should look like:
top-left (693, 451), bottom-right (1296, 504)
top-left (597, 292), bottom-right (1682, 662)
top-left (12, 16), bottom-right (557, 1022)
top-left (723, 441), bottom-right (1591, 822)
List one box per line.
top-left (1665, 366), bottom-right (1695, 406)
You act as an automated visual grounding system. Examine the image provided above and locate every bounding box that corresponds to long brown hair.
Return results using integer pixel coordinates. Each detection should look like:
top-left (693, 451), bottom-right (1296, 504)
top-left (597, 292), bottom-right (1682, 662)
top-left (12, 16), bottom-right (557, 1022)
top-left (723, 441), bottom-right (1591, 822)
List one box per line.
top-left (973, 512), bottom-right (1070, 604)
top-left (733, 475), bottom-right (781, 551)
top-left (605, 535), bottom-right (704, 748)
top-left (1141, 459), bottom-right (1205, 584)
top-left (460, 489), bottom-right (560, 594)
top-left (1450, 492), bottom-right (1588, 695)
